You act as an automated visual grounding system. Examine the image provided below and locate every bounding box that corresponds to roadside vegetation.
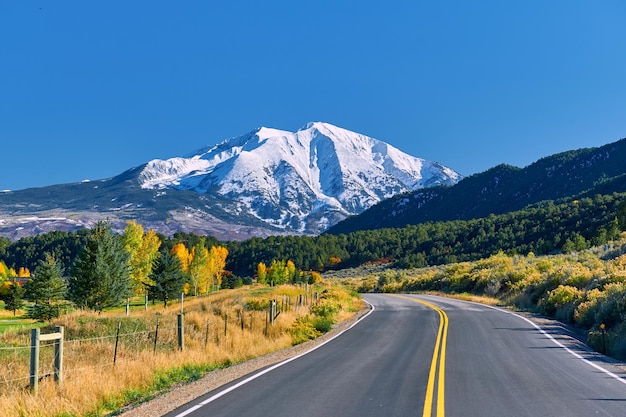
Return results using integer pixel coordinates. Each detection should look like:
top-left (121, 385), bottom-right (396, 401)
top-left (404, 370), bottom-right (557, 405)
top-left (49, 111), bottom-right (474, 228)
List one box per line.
top-left (0, 220), bottom-right (361, 417)
top-left (1, 190), bottom-right (626, 415)
top-left (342, 234), bottom-right (626, 360)
top-left (0, 283), bottom-right (361, 417)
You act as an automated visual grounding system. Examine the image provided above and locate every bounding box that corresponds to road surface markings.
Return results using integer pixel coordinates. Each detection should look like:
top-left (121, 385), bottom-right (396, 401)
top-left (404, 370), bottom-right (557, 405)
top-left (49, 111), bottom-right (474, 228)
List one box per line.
top-left (171, 300), bottom-right (376, 417)
top-left (392, 295), bottom-right (448, 417)
top-left (481, 303), bottom-right (626, 386)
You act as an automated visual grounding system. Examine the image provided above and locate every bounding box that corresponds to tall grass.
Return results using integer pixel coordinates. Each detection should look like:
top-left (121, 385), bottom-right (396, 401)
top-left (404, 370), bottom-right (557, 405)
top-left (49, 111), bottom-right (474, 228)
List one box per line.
top-left (0, 282), bottom-right (361, 417)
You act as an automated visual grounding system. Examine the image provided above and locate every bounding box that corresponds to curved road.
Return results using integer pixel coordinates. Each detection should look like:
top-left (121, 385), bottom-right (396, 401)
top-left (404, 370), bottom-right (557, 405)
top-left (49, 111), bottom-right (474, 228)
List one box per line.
top-left (164, 294), bottom-right (626, 417)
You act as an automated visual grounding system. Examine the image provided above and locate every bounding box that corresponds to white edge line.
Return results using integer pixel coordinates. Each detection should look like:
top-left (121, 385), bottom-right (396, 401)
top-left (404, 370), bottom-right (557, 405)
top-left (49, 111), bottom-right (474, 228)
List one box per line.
top-left (481, 303), bottom-right (626, 386)
top-left (172, 300), bottom-right (376, 417)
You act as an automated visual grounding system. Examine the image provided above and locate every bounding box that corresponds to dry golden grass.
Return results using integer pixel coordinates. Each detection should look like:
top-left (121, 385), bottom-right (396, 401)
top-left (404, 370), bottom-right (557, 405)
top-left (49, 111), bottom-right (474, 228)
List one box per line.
top-left (431, 292), bottom-right (502, 306)
top-left (0, 283), bottom-right (359, 417)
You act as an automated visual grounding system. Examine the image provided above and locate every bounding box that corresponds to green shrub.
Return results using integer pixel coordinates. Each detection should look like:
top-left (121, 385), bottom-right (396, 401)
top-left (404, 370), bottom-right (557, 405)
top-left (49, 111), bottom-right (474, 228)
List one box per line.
top-left (289, 316), bottom-right (321, 345)
top-left (312, 316), bottom-right (334, 333)
top-left (244, 298), bottom-right (270, 311)
top-left (310, 302), bottom-right (338, 318)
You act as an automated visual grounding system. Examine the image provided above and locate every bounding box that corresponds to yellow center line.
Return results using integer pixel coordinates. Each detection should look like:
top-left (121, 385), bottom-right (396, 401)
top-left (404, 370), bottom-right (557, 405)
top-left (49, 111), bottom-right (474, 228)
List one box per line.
top-left (391, 294), bottom-right (448, 417)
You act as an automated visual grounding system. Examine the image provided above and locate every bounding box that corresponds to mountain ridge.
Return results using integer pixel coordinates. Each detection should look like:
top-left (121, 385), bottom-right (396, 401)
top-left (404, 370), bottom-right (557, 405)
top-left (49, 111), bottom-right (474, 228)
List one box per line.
top-left (327, 137), bottom-right (626, 235)
top-left (134, 121), bottom-right (461, 234)
top-left (0, 122), bottom-right (461, 240)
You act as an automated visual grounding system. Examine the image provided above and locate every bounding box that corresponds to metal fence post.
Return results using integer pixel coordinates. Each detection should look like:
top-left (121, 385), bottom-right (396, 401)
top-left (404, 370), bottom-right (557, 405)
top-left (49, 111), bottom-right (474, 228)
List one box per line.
top-left (178, 313), bottom-right (185, 351)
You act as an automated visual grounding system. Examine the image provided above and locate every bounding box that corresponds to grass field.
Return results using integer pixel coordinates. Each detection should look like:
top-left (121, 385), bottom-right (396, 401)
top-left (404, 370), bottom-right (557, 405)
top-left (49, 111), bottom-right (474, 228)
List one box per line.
top-left (0, 282), bottom-right (361, 417)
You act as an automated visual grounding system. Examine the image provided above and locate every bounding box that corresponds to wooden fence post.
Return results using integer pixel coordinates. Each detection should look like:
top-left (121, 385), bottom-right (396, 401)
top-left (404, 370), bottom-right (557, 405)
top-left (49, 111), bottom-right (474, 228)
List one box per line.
top-left (204, 320), bottom-right (210, 348)
top-left (53, 326), bottom-right (63, 385)
top-left (30, 326), bottom-right (64, 392)
top-left (30, 328), bottom-right (40, 393)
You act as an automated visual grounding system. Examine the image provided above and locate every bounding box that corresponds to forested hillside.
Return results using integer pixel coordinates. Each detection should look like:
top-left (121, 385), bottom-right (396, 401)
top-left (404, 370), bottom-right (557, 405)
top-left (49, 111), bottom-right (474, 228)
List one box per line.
top-left (328, 137), bottom-right (626, 234)
top-left (2, 192), bottom-right (625, 278)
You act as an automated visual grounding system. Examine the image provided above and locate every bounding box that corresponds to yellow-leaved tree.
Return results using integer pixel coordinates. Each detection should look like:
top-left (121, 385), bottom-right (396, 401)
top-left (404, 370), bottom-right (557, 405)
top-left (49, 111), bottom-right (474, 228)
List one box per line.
top-left (286, 260), bottom-right (297, 283)
top-left (209, 246), bottom-right (228, 290)
top-left (171, 243), bottom-right (191, 273)
top-left (122, 221), bottom-right (162, 295)
top-left (189, 243), bottom-right (209, 296)
top-left (134, 230), bottom-right (161, 293)
top-left (257, 262), bottom-right (267, 284)
top-left (171, 242), bottom-right (191, 294)
top-left (17, 267), bottom-right (30, 277)
top-left (0, 260), bottom-right (9, 284)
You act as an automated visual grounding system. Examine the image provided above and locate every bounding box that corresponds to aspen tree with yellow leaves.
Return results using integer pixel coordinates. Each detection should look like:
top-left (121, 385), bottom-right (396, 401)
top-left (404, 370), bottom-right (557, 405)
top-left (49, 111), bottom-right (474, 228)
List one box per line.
top-left (170, 242), bottom-right (228, 295)
top-left (0, 260), bottom-right (9, 283)
top-left (257, 262), bottom-right (268, 284)
top-left (286, 260), bottom-right (297, 283)
top-left (170, 243), bottom-right (191, 273)
top-left (189, 243), bottom-right (209, 295)
top-left (122, 221), bottom-right (161, 294)
top-left (17, 267), bottom-right (31, 277)
top-left (209, 246), bottom-right (228, 290)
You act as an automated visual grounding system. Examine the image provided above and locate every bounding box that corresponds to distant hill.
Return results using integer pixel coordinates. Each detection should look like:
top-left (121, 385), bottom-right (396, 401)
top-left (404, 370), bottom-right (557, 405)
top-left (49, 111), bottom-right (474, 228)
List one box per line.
top-left (327, 137), bottom-right (626, 235)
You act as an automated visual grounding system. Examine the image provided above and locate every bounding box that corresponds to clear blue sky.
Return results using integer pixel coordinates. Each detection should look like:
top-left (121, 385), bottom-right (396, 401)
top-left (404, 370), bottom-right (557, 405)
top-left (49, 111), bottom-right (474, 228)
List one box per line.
top-left (1, 1), bottom-right (625, 191)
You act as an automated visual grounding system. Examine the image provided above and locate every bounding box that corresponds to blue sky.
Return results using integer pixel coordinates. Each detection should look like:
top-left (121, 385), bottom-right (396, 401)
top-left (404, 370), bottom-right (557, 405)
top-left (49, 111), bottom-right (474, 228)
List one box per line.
top-left (1, 1), bottom-right (625, 191)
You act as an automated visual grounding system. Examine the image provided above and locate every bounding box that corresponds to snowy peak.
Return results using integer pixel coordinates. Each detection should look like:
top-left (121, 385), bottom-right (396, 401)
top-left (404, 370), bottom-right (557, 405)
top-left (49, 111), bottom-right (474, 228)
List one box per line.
top-left (138, 122), bottom-right (462, 234)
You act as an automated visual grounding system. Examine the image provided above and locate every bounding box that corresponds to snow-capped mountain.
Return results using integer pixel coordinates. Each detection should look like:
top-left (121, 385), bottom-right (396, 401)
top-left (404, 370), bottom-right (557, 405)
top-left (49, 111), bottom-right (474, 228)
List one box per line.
top-left (0, 122), bottom-right (462, 240)
top-left (137, 122), bottom-right (461, 234)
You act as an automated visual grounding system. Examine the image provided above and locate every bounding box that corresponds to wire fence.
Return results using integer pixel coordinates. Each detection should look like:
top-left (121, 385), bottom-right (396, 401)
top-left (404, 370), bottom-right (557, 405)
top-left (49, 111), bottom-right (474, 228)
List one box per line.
top-left (0, 297), bottom-right (307, 394)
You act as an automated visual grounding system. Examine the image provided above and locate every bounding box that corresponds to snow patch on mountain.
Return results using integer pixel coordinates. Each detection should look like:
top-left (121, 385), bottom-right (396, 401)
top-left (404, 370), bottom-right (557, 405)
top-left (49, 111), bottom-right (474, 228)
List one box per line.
top-left (138, 122), bottom-right (462, 234)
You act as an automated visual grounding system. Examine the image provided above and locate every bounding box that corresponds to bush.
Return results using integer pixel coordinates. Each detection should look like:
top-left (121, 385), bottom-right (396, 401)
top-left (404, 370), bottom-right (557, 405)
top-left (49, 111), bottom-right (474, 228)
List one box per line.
top-left (591, 283), bottom-right (626, 328)
top-left (312, 316), bottom-right (334, 333)
top-left (289, 316), bottom-right (321, 345)
top-left (244, 298), bottom-right (270, 311)
top-left (541, 285), bottom-right (582, 322)
top-left (310, 302), bottom-right (338, 318)
top-left (573, 289), bottom-right (603, 327)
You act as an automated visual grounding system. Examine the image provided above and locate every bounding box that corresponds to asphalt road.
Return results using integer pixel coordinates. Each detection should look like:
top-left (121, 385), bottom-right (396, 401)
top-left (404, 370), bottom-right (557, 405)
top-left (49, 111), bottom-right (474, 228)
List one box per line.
top-left (164, 294), bottom-right (626, 417)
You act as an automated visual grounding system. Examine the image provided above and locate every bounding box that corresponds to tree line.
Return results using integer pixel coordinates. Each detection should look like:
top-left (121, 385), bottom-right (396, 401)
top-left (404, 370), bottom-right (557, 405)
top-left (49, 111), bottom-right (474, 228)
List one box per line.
top-left (1, 192), bottom-right (626, 312)
top-left (0, 221), bottom-right (231, 320)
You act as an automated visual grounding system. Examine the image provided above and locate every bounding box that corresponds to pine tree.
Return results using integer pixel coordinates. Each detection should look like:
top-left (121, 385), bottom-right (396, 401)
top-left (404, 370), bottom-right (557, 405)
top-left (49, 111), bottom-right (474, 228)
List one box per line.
top-left (3, 281), bottom-right (25, 316)
top-left (147, 251), bottom-right (186, 308)
top-left (23, 254), bottom-right (67, 321)
top-left (68, 222), bottom-right (132, 312)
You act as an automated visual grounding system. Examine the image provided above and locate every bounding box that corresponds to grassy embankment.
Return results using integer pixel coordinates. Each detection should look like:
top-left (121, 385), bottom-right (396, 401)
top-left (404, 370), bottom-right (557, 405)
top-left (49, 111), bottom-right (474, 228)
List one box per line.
top-left (0, 282), bottom-right (361, 417)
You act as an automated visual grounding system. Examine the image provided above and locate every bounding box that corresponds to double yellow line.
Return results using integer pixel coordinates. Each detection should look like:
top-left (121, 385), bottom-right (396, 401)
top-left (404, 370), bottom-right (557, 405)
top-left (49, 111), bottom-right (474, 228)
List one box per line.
top-left (392, 295), bottom-right (448, 417)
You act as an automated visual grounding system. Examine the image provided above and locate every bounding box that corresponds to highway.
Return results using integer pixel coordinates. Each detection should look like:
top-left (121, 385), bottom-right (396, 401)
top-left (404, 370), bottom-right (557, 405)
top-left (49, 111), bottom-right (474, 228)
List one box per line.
top-left (164, 294), bottom-right (626, 417)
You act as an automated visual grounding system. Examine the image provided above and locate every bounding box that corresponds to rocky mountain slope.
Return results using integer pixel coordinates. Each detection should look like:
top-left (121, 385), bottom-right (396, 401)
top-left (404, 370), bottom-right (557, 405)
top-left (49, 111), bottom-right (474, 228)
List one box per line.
top-left (0, 122), bottom-right (461, 240)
